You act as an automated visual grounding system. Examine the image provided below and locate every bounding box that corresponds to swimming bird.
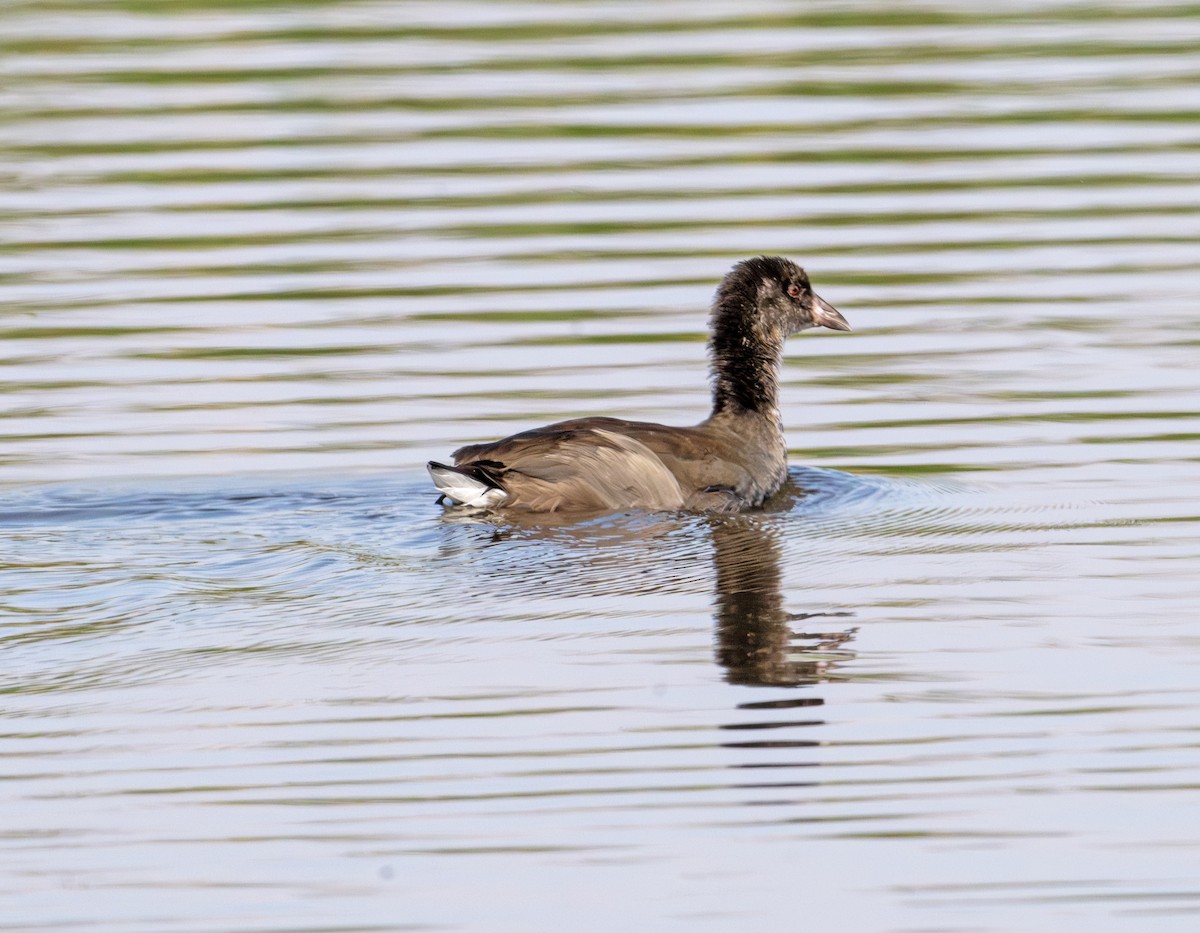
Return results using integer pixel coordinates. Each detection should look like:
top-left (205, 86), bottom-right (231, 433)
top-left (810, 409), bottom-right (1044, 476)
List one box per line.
top-left (427, 256), bottom-right (850, 513)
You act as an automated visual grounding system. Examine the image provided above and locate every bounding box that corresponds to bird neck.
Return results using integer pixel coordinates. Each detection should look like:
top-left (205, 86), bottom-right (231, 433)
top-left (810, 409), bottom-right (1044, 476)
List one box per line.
top-left (707, 295), bottom-right (784, 420)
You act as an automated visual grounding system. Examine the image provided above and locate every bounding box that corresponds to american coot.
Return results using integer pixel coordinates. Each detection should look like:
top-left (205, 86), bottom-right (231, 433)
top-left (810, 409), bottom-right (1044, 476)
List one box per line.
top-left (428, 256), bottom-right (850, 513)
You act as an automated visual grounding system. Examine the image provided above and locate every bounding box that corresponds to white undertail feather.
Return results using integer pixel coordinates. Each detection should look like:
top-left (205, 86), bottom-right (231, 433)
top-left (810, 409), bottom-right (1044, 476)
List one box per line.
top-left (427, 462), bottom-right (509, 509)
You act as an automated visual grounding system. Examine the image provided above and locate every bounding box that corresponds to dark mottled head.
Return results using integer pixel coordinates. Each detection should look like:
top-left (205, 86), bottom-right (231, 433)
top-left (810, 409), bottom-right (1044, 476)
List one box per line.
top-left (713, 256), bottom-right (849, 339)
top-left (709, 256), bottom-right (850, 415)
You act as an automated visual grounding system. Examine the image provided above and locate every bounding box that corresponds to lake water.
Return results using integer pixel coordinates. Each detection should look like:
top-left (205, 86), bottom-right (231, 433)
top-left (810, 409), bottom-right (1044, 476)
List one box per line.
top-left (3, 1), bottom-right (1200, 930)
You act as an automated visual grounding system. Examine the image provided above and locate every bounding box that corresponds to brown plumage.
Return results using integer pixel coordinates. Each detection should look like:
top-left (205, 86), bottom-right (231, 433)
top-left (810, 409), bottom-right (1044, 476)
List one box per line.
top-left (428, 256), bottom-right (850, 513)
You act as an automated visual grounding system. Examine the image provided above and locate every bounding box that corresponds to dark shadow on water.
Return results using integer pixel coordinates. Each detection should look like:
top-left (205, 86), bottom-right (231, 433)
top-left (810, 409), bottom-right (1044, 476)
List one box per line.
top-left (707, 501), bottom-right (858, 782)
top-left (707, 474), bottom-right (867, 783)
top-left (710, 514), bottom-right (857, 689)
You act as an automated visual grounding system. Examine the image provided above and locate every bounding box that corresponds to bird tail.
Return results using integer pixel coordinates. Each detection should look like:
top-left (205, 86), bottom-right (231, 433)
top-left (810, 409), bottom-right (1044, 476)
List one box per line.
top-left (427, 461), bottom-right (508, 509)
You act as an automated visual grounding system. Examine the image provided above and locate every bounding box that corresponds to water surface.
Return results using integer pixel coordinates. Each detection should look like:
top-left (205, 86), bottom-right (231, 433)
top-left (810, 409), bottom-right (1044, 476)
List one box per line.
top-left (3, 1), bottom-right (1200, 930)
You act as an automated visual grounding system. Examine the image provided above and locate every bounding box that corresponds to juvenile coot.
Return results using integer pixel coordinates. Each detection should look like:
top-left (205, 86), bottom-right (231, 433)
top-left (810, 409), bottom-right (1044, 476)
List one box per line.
top-left (428, 256), bottom-right (850, 513)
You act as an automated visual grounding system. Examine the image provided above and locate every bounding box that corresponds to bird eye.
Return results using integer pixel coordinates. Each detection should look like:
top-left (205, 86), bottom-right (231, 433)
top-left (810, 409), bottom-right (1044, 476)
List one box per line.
top-left (786, 282), bottom-right (801, 299)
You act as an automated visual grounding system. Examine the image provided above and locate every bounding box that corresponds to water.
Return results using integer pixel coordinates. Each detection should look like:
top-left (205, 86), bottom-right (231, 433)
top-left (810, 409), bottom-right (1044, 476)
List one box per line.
top-left (3, 1), bottom-right (1200, 929)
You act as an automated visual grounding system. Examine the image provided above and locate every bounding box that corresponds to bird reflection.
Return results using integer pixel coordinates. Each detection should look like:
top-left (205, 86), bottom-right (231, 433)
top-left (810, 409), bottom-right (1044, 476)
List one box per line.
top-left (708, 502), bottom-right (857, 786)
top-left (710, 515), bottom-right (856, 688)
top-left (434, 468), bottom-right (859, 689)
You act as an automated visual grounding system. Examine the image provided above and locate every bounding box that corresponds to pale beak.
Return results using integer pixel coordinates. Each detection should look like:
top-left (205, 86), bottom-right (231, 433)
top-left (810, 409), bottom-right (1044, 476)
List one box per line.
top-left (812, 293), bottom-right (851, 332)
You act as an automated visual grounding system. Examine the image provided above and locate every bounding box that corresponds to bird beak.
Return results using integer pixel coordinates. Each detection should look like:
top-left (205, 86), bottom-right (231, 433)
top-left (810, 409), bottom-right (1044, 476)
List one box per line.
top-left (812, 294), bottom-right (851, 332)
